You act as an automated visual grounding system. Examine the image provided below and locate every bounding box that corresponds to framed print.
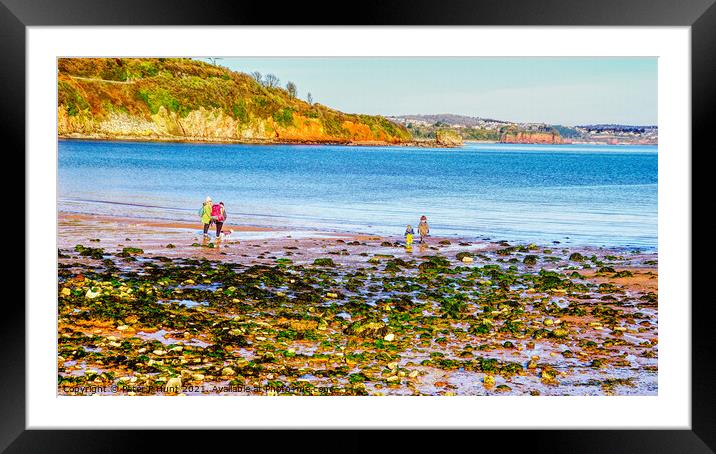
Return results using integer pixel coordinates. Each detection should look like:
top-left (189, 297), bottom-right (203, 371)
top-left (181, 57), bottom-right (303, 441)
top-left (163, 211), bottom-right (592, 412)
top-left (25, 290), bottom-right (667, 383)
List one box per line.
top-left (6, 0), bottom-right (715, 451)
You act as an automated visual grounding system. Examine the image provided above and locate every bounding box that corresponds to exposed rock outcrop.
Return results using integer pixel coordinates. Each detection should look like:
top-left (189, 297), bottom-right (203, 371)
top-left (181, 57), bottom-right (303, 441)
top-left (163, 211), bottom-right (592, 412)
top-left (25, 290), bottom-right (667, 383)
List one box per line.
top-left (500, 130), bottom-right (563, 144)
top-left (435, 129), bottom-right (464, 147)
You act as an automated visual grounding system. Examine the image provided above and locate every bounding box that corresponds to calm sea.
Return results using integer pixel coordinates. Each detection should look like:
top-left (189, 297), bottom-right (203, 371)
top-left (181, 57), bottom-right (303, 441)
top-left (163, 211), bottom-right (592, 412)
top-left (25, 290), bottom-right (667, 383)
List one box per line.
top-left (58, 140), bottom-right (658, 250)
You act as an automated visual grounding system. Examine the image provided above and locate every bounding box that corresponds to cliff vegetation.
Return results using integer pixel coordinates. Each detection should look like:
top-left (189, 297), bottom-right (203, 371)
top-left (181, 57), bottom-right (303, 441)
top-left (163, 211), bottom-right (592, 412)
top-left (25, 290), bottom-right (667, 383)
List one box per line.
top-left (57, 58), bottom-right (411, 145)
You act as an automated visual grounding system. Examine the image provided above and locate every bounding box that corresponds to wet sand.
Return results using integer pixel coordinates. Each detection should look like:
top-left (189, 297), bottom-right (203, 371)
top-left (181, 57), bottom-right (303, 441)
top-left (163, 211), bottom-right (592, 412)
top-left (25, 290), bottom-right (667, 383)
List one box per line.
top-left (57, 212), bottom-right (658, 396)
top-left (61, 213), bottom-right (276, 234)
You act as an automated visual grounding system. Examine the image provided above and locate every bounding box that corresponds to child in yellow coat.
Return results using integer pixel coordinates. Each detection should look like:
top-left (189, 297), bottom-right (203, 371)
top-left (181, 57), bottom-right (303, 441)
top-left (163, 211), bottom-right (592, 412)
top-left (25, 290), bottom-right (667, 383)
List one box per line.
top-left (405, 225), bottom-right (415, 246)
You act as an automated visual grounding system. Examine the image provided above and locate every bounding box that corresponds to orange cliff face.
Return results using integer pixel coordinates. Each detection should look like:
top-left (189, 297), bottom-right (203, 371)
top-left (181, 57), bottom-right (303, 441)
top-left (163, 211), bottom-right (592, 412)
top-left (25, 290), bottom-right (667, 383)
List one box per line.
top-left (500, 131), bottom-right (563, 145)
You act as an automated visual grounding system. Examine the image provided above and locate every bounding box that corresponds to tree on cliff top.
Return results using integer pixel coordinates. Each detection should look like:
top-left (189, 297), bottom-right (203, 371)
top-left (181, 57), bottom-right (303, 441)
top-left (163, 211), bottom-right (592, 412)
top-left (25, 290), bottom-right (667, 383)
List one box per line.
top-left (286, 81), bottom-right (297, 98)
top-left (264, 73), bottom-right (280, 88)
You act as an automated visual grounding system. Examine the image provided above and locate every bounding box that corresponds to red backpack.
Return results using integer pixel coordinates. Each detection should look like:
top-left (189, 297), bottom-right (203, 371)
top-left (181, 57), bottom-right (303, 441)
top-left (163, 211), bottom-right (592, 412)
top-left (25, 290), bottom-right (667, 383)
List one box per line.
top-left (210, 204), bottom-right (224, 222)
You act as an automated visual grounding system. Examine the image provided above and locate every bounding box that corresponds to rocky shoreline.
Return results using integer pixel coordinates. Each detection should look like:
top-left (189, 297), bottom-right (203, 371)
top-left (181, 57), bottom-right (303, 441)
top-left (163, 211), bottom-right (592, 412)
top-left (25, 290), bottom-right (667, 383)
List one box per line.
top-left (57, 213), bottom-right (658, 396)
top-left (58, 134), bottom-right (463, 149)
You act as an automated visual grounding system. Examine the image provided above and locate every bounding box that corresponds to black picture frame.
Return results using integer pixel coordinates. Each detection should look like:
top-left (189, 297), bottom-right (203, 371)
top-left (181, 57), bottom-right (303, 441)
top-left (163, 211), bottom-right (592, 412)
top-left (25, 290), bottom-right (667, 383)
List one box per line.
top-left (4, 0), bottom-right (714, 451)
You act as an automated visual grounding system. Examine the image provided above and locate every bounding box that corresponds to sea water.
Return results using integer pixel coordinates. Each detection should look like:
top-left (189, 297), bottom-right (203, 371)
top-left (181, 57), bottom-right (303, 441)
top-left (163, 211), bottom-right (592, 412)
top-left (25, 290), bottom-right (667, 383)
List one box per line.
top-left (58, 140), bottom-right (658, 250)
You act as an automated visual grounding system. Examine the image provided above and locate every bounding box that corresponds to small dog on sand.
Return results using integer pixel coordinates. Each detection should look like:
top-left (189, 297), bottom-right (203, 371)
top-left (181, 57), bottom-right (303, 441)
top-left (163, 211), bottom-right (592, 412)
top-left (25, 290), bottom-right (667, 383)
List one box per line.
top-left (220, 229), bottom-right (233, 240)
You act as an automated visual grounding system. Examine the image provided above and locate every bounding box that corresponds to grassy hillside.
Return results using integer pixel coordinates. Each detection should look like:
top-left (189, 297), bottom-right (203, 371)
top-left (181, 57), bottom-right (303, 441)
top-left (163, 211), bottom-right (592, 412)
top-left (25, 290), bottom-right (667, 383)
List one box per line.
top-left (57, 58), bottom-right (411, 144)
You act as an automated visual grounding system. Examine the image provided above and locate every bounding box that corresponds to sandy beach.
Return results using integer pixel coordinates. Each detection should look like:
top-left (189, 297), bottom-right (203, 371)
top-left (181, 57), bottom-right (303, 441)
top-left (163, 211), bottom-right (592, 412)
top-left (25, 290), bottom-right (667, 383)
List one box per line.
top-left (57, 212), bottom-right (658, 396)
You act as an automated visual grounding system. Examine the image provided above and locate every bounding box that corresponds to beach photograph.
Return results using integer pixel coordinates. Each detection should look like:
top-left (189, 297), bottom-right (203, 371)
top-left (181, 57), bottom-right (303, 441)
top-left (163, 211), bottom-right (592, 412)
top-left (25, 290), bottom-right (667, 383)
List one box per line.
top-left (56, 57), bottom-right (658, 396)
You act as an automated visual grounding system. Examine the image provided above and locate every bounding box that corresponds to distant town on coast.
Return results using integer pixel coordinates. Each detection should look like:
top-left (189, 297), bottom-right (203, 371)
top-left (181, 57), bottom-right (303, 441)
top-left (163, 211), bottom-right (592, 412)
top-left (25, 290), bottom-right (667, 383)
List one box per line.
top-left (387, 114), bottom-right (658, 145)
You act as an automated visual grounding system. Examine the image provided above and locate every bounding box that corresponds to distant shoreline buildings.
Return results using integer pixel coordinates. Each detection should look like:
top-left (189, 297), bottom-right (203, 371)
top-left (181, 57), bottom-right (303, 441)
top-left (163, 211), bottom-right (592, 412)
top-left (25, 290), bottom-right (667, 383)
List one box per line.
top-left (388, 114), bottom-right (658, 145)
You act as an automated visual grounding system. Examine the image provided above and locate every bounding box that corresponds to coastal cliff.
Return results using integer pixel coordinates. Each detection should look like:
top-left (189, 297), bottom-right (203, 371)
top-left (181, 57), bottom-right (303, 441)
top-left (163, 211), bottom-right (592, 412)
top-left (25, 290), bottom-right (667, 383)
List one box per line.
top-left (57, 58), bottom-right (411, 145)
top-left (500, 129), bottom-right (563, 145)
top-left (435, 129), bottom-right (464, 147)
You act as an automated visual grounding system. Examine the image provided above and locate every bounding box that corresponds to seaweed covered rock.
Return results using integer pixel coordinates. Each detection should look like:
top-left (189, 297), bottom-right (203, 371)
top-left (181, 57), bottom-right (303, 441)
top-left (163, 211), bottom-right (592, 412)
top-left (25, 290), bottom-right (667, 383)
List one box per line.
top-left (540, 367), bottom-right (559, 384)
top-left (532, 270), bottom-right (567, 291)
top-left (118, 247), bottom-right (144, 257)
top-left (344, 319), bottom-right (388, 338)
top-left (469, 321), bottom-right (493, 335)
top-left (418, 256), bottom-right (451, 273)
top-left (384, 261), bottom-right (401, 273)
top-left (482, 375), bottom-right (495, 387)
top-left (391, 294), bottom-right (416, 312)
top-left (313, 258), bottom-right (336, 267)
top-left (74, 244), bottom-right (105, 259)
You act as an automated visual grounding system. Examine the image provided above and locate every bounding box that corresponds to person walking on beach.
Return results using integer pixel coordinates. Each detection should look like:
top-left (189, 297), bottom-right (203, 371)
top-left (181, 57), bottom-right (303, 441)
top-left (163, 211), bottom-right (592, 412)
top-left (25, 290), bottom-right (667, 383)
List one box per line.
top-left (418, 215), bottom-right (430, 243)
top-left (199, 196), bottom-right (213, 238)
top-left (212, 201), bottom-right (227, 239)
top-left (405, 224), bottom-right (415, 246)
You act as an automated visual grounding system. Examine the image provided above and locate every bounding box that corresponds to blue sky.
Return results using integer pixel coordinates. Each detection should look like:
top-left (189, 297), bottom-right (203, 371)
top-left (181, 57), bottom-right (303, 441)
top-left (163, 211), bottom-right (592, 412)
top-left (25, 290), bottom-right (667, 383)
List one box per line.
top-left (201, 57), bottom-right (657, 126)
